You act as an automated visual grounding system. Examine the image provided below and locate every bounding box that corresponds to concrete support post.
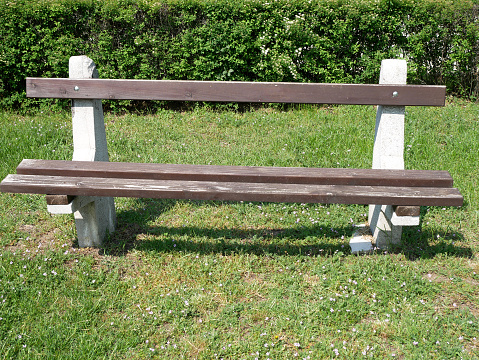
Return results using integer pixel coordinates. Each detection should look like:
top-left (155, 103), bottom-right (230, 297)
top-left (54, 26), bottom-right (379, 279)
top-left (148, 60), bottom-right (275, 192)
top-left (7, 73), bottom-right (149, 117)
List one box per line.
top-left (368, 59), bottom-right (407, 248)
top-left (69, 55), bottom-right (116, 247)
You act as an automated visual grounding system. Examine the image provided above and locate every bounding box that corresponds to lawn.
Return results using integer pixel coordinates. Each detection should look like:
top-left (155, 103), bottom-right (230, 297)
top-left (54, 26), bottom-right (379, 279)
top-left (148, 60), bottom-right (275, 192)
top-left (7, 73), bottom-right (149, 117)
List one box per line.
top-left (0, 101), bottom-right (478, 359)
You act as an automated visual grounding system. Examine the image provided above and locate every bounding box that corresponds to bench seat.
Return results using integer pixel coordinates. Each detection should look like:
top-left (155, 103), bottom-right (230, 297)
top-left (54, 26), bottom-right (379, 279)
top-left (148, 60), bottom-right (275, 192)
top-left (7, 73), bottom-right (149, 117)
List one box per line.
top-left (0, 159), bottom-right (463, 207)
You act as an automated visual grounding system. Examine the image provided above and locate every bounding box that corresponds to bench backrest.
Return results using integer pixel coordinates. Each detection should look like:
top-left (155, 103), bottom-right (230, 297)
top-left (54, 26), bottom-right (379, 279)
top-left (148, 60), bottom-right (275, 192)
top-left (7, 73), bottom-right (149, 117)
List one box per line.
top-left (26, 78), bottom-right (446, 106)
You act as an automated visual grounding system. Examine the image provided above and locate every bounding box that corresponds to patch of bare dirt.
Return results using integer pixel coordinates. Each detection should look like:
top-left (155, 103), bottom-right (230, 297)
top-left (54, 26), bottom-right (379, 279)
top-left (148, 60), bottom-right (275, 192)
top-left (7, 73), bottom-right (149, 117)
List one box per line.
top-left (242, 272), bottom-right (266, 285)
top-left (433, 294), bottom-right (479, 317)
top-left (423, 272), bottom-right (479, 287)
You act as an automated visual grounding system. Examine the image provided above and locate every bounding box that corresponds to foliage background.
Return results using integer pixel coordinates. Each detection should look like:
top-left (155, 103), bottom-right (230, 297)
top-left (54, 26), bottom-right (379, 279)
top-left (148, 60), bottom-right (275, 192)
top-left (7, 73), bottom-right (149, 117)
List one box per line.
top-left (1, 0), bottom-right (478, 110)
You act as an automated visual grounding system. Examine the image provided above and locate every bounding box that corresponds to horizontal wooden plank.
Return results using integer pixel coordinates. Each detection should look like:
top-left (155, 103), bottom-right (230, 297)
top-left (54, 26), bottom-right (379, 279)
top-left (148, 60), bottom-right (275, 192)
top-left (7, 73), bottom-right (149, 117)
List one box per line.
top-left (26, 78), bottom-right (446, 106)
top-left (0, 174), bottom-right (464, 207)
top-left (16, 159), bottom-right (455, 188)
top-left (45, 194), bottom-right (76, 205)
top-left (393, 205), bottom-right (421, 217)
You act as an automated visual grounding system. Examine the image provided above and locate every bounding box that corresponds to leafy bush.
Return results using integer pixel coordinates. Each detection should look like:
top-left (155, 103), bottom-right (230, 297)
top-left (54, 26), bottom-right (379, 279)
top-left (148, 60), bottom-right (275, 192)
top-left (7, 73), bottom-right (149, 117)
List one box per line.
top-left (0, 0), bottom-right (478, 110)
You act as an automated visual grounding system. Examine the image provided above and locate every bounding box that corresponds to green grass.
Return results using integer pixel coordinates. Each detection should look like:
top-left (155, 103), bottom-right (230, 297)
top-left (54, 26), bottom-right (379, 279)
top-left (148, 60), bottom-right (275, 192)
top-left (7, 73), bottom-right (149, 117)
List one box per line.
top-left (0, 102), bottom-right (478, 359)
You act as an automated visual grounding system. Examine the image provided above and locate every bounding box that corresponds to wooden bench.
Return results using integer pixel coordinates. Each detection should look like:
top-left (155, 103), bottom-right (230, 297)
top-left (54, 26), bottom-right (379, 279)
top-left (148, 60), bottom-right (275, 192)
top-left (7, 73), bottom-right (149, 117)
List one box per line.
top-left (0, 56), bottom-right (463, 250)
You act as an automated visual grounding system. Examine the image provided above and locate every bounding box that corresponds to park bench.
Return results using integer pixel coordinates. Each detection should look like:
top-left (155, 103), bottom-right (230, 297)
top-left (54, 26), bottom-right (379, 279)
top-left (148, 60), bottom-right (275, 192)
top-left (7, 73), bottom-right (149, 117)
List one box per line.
top-left (0, 56), bottom-right (463, 250)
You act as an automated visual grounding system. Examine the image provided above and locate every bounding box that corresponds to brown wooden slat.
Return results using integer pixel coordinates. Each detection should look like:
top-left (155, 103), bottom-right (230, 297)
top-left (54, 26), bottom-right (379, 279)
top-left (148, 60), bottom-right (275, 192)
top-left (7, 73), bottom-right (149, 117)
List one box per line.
top-left (0, 174), bottom-right (464, 207)
top-left (45, 194), bottom-right (76, 205)
top-left (26, 78), bottom-right (446, 106)
top-left (16, 159), bottom-right (454, 188)
top-left (394, 205), bottom-right (421, 217)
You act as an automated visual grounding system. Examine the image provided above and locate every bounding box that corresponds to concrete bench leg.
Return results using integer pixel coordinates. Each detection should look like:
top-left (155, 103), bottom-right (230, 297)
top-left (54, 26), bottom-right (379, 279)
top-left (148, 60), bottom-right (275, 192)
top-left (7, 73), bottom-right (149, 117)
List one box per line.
top-left (74, 197), bottom-right (116, 247)
top-left (368, 59), bottom-right (407, 249)
top-left (47, 56), bottom-right (116, 247)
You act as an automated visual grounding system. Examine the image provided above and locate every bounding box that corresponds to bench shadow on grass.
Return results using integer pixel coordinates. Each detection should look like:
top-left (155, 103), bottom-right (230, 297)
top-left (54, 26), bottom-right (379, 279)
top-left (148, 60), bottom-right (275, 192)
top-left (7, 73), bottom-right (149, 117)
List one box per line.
top-left (102, 199), bottom-right (472, 260)
top-left (395, 205), bottom-right (472, 260)
top-left (103, 198), bottom-right (351, 257)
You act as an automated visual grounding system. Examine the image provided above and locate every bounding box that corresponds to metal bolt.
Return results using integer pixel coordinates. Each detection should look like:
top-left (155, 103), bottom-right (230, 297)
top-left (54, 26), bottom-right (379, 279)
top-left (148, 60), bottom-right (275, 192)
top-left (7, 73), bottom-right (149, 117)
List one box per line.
top-left (74, 86), bottom-right (80, 91)
top-left (392, 91), bottom-right (398, 97)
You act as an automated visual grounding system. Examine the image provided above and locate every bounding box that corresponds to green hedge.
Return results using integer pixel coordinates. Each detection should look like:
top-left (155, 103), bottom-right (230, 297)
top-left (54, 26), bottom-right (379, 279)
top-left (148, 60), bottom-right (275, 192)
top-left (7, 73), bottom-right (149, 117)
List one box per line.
top-left (1, 0), bottom-right (478, 110)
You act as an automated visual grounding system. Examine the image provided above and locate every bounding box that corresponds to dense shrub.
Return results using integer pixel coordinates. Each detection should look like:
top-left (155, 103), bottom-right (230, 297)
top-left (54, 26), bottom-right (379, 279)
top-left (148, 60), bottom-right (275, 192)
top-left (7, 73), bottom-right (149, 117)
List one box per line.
top-left (0, 0), bottom-right (478, 110)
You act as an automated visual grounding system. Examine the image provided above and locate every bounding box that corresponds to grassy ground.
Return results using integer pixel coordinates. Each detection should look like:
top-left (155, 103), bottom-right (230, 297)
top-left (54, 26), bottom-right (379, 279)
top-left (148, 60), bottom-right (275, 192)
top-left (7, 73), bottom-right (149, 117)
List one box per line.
top-left (0, 101), bottom-right (478, 359)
